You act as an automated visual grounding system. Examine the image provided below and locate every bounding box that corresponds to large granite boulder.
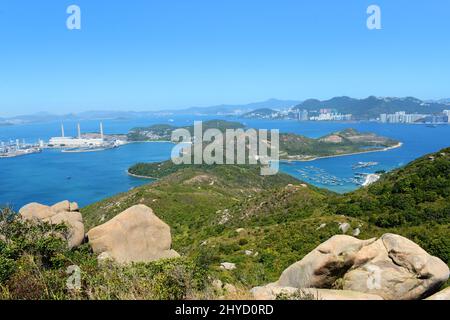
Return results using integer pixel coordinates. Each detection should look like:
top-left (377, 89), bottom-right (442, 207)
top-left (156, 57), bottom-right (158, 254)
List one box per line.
top-left (278, 235), bottom-right (377, 288)
top-left (251, 285), bottom-right (383, 300)
top-left (19, 202), bottom-right (54, 220)
top-left (343, 234), bottom-right (450, 300)
top-left (19, 201), bottom-right (84, 249)
top-left (265, 233), bottom-right (448, 300)
top-left (425, 287), bottom-right (450, 300)
top-left (87, 205), bottom-right (179, 264)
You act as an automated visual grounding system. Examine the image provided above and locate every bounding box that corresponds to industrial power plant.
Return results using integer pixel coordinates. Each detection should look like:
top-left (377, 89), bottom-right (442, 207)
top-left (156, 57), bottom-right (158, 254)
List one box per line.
top-left (48, 122), bottom-right (127, 152)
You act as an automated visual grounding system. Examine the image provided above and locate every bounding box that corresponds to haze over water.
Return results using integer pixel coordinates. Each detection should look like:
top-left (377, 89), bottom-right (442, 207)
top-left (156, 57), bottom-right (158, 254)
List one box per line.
top-left (1, 116), bottom-right (449, 209)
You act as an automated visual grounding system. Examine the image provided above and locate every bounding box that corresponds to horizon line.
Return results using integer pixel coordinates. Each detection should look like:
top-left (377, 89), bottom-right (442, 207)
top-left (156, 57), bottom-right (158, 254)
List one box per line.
top-left (2, 95), bottom-right (450, 118)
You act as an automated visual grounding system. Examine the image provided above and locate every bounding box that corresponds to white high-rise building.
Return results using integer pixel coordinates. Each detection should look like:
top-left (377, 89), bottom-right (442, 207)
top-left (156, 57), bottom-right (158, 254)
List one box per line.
top-left (443, 110), bottom-right (450, 123)
top-left (297, 109), bottom-right (309, 121)
top-left (380, 111), bottom-right (427, 123)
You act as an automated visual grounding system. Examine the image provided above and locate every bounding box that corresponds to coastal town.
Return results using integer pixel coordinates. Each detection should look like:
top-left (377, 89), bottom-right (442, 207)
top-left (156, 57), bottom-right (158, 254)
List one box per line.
top-left (252, 107), bottom-right (450, 124)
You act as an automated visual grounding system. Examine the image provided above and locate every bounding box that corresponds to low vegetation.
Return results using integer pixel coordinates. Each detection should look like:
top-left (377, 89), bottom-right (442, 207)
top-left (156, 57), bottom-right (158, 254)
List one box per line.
top-left (1, 147), bottom-right (448, 299)
top-left (0, 210), bottom-right (211, 300)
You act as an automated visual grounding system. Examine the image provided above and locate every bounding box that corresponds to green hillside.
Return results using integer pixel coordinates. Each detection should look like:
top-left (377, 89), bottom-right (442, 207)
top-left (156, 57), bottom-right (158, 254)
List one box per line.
top-left (331, 147), bottom-right (450, 228)
top-left (1, 147), bottom-right (449, 299)
top-left (328, 147), bottom-right (450, 264)
top-left (83, 164), bottom-right (300, 249)
top-left (87, 148), bottom-right (449, 286)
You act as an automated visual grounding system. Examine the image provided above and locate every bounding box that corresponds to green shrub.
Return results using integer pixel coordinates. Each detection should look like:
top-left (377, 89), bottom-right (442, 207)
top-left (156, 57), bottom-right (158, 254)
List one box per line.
top-left (0, 255), bottom-right (15, 284)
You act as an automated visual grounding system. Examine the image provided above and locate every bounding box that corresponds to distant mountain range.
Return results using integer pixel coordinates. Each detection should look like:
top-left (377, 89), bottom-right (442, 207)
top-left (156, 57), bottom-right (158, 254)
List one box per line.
top-left (166, 99), bottom-right (301, 115)
top-left (435, 98), bottom-right (450, 104)
top-left (1, 97), bottom-right (449, 125)
top-left (0, 99), bottom-right (300, 124)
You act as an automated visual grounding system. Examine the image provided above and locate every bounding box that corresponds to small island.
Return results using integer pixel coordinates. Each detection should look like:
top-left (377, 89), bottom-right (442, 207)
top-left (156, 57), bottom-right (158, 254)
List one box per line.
top-left (242, 108), bottom-right (281, 119)
top-left (279, 128), bottom-right (401, 161)
top-left (126, 120), bottom-right (401, 162)
top-left (127, 120), bottom-right (245, 142)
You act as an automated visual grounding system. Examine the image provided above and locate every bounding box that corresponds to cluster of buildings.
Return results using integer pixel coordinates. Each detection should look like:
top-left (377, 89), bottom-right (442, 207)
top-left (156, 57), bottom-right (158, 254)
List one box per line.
top-left (379, 111), bottom-right (450, 124)
top-left (0, 140), bottom-right (43, 158)
top-left (296, 109), bottom-right (352, 121)
top-left (379, 112), bottom-right (427, 124)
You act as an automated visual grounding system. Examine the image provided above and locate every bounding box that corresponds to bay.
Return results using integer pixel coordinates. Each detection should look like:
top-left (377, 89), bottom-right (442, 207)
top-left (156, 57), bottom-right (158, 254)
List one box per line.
top-left (1, 116), bottom-right (449, 209)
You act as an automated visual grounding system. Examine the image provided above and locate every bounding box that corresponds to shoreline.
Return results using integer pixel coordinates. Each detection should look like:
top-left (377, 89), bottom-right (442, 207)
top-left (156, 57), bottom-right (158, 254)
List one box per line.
top-left (362, 173), bottom-right (381, 187)
top-left (128, 140), bottom-right (173, 143)
top-left (281, 142), bottom-right (403, 163)
top-left (126, 170), bottom-right (159, 180)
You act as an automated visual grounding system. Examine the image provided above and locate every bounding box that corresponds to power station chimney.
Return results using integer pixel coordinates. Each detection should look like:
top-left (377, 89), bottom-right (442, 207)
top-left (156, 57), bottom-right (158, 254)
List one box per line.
top-left (61, 124), bottom-right (65, 137)
top-left (77, 123), bottom-right (81, 139)
top-left (100, 122), bottom-right (104, 140)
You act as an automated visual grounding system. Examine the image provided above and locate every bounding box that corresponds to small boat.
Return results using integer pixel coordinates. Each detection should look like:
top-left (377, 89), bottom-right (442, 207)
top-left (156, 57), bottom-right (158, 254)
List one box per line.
top-left (352, 161), bottom-right (379, 170)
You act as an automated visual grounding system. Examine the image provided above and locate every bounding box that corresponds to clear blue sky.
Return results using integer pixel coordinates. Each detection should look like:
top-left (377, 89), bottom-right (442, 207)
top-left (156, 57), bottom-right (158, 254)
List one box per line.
top-left (0, 0), bottom-right (449, 116)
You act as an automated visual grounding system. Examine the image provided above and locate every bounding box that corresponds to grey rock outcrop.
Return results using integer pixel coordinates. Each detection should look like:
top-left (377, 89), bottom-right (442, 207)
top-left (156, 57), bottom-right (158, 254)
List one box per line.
top-left (220, 262), bottom-right (237, 270)
top-left (339, 222), bottom-right (351, 234)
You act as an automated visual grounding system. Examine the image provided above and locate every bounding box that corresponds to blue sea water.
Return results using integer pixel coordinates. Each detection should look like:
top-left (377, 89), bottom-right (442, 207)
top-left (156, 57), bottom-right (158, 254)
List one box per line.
top-left (1, 116), bottom-right (449, 209)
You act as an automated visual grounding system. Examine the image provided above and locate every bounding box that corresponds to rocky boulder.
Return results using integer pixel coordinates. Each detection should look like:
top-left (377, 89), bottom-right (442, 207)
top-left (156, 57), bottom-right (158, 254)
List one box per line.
top-left (220, 262), bottom-right (237, 270)
top-left (425, 287), bottom-right (450, 300)
top-left (19, 201), bottom-right (84, 249)
top-left (19, 202), bottom-right (54, 220)
top-left (268, 233), bottom-right (449, 300)
top-left (87, 204), bottom-right (179, 264)
top-left (278, 235), bottom-right (377, 288)
top-left (343, 234), bottom-right (450, 300)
